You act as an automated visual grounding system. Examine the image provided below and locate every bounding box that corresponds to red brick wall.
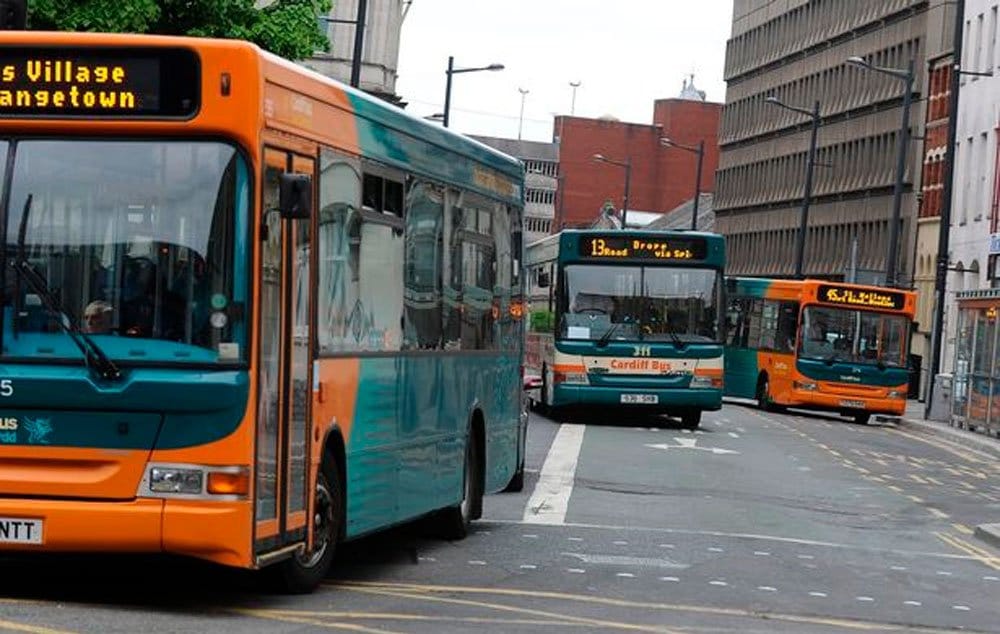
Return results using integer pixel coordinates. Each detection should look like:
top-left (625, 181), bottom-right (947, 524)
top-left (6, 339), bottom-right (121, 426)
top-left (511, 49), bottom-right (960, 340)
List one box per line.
top-left (553, 99), bottom-right (721, 230)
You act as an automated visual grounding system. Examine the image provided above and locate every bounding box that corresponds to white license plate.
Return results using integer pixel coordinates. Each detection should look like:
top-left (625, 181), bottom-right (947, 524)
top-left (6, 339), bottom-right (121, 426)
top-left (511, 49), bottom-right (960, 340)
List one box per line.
top-left (0, 517), bottom-right (43, 544)
top-left (839, 400), bottom-right (865, 409)
top-left (621, 394), bottom-right (658, 404)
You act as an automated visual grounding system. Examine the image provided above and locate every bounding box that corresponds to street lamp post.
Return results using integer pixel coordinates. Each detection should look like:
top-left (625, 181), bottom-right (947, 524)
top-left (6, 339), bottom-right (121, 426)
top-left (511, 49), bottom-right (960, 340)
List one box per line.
top-left (848, 55), bottom-right (916, 288)
top-left (592, 154), bottom-right (632, 229)
top-left (518, 88), bottom-right (529, 140)
top-left (661, 138), bottom-right (706, 231)
top-left (766, 97), bottom-right (821, 279)
top-left (442, 56), bottom-right (505, 128)
top-left (569, 81), bottom-right (581, 115)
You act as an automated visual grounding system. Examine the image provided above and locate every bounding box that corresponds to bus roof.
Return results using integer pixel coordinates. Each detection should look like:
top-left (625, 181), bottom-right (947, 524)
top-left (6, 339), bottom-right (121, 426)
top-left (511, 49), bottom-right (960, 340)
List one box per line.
top-left (0, 30), bottom-right (523, 184)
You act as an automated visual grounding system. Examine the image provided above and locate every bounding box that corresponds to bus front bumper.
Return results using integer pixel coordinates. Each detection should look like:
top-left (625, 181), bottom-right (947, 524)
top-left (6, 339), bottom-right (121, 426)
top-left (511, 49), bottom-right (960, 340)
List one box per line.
top-left (789, 389), bottom-right (906, 416)
top-left (0, 497), bottom-right (251, 568)
top-left (554, 385), bottom-right (722, 411)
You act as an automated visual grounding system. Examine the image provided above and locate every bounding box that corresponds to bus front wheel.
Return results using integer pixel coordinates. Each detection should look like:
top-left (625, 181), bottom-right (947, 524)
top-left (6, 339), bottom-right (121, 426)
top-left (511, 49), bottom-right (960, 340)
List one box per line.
top-left (437, 429), bottom-right (482, 540)
top-left (274, 460), bottom-right (341, 594)
top-left (756, 375), bottom-right (781, 412)
top-left (853, 412), bottom-right (871, 425)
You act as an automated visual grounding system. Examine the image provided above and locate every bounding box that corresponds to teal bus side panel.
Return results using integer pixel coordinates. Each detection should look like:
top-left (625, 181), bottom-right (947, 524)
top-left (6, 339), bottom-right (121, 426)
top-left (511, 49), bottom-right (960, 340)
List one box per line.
top-left (344, 352), bottom-right (520, 540)
top-left (723, 348), bottom-right (760, 399)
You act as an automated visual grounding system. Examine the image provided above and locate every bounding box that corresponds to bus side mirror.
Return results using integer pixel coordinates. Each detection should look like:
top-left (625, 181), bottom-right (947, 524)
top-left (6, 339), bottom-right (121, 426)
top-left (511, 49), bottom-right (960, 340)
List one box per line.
top-left (537, 271), bottom-right (550, 288)
top-left (279, 173), bottom-right (312, 220)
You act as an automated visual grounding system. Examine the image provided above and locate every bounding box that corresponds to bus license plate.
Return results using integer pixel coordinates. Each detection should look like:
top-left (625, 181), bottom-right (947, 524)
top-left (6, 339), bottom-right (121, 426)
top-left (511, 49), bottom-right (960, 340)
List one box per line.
top-left (0, 517), bottom-right (43, 544)
top-left (621, 394), bottom-right (658, 404)
top-left (839, 400), bottom-right (865, 409)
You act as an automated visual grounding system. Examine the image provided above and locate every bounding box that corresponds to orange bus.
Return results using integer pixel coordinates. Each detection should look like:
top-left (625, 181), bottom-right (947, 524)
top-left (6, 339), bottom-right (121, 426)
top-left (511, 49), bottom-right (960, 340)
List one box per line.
top-left (724, 278), bottom-right (916, 424)
top-left (0, 31), bottom-right (526, 592)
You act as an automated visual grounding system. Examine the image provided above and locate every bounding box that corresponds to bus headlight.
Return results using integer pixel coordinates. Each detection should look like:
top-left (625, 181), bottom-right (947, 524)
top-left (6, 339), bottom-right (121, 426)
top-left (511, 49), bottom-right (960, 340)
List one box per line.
top-left (887, 390), bottom-right (905, 399)
top-left (690, 375), bottom-right (717, 389)
top-left (555, 371), bottom-right (589, 385)
top-left (794, 380), bottom-right (818, 391)
top-left (150, 467), bottom-right (204, 495)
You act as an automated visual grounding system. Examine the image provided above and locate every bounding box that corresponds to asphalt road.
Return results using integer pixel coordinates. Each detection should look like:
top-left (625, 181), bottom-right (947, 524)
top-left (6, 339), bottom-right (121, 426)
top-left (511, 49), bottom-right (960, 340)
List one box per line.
top-left (2, 403), bottom-right (1000, 633)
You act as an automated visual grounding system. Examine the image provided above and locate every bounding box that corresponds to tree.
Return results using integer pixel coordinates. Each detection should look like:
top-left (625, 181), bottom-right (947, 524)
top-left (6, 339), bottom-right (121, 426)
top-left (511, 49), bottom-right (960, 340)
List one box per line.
top-left (28, 0), bottom-right (333, 61)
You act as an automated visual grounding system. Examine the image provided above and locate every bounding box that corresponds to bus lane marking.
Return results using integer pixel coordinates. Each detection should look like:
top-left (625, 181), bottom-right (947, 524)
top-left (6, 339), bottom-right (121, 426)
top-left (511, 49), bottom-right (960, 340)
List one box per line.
top-left (0, 619), bottom-right (77, 634)
top-left (523, 423), bottom-right (586, 525)
top-left (645, 437), bottom-right (740, 455)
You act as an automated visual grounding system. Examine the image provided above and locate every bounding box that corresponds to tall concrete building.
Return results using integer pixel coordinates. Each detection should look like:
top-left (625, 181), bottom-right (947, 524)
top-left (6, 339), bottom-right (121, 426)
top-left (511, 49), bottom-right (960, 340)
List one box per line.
top-left (304, 0), bottom-right (409, 103)
top-left (717, 0), bottom-right (952, 288)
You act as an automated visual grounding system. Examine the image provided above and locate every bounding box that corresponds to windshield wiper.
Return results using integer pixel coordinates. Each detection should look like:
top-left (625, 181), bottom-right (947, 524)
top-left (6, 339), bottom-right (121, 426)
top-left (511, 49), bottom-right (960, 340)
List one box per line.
top-left (596, 319), bottom-right (624, 348)
top-left (10, 195), bottom-right (121, 381)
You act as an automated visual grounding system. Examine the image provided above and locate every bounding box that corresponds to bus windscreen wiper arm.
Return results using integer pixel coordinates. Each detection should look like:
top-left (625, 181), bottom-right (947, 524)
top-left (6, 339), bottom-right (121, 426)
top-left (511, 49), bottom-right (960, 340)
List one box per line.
top-left (10, 195), bottom-right (121, 381)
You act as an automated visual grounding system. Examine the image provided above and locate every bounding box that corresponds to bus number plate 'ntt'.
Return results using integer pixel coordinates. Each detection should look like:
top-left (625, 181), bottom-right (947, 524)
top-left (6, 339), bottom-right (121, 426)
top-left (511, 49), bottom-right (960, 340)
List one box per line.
top-left (0, 517), bottom-right (43, 544)
top-left (817, 284), bottom-right (906, 311)
top-left (0, 48), bottom-right (200, 117)
top-left (581, 235), bottom-right (707, 260)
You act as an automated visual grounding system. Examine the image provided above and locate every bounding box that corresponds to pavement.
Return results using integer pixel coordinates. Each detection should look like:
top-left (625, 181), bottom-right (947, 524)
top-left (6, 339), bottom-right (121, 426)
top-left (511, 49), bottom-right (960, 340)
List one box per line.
top-left (2, 403), bottom-right (1000, 633)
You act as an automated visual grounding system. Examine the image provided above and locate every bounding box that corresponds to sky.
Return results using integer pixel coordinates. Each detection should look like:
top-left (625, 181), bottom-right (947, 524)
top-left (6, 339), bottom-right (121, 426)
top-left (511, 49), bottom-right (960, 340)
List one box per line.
top-left (394, 0), bottom-right (735, 143)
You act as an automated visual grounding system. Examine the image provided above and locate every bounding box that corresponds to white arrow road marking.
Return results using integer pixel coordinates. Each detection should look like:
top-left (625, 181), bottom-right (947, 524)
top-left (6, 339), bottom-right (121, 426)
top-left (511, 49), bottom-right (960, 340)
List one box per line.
top-left (645, 437), bottom-right (740, 455)
top-left (562, 552), bottom-right (689, 569)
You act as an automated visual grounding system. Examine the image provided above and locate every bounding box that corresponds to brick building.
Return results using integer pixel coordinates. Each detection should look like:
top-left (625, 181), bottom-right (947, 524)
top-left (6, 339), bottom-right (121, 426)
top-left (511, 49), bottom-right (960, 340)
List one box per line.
top-left (553, 77), bottom-right (722, 230)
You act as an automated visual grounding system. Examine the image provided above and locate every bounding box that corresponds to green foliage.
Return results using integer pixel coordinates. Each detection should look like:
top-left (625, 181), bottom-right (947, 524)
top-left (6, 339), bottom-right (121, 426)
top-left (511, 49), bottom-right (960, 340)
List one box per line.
top-left (29, 0), bottom-right (333, 60)
top-left (530, 310), bottom-right (554, 334)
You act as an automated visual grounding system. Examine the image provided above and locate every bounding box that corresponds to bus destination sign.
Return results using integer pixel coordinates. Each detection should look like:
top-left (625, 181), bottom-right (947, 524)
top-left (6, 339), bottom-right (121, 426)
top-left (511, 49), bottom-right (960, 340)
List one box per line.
top-left (580, 234), bottom-right (708, 261)
top-left (0, 48), bottom-right (199, 118)
top-left (817, 284), bottom-right (906, 311)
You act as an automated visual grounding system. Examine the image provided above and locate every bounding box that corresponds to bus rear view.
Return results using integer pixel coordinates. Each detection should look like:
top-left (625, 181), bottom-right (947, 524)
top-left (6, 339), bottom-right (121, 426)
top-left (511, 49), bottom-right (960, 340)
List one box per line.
top-left (526, 230), bottom-right (725, 427)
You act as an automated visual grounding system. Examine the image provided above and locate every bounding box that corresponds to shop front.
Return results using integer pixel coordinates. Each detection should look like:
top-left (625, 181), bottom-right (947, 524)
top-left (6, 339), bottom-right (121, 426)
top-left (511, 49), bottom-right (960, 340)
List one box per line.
top-left (951, 289), bottom-right (1000, 434)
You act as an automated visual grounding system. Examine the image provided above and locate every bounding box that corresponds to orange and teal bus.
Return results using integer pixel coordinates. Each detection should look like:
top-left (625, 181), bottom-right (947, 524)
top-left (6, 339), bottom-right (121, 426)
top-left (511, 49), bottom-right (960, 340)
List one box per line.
top-left (0, 31), bottom-right (526, 591)
top-left (724, 278), bottom-right (916, 424)
top-left (525, 230), bottom-right (726, 428)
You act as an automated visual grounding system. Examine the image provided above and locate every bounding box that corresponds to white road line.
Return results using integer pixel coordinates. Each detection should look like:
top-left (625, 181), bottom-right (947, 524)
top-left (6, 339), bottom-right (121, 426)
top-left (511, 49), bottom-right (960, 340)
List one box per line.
top-left (523, 423), bottom-right (586, 525)
top-left (753, 551), bottom-right (771, 556)
top-left (659, 544), bottom-right (675, 549)
top-left (953, 605), bottom-right (971, 611)
top-left (468, 560), bottom-right (487, 566)
top-left (617, 573), bottom-right (635, 578)
top-left (613, 540), bottom-right (629, 545)
top-left (708, 547), bottom-right (724, 552)
top-left (709, 580), bottom-right (728, 587)
top-left (519, 564), bottom-right (537, 570)
top-left (891, 566), bottom-right (908, 571)
top-left (904, 601), bottom-right (922, 607)
top-left (568, 537), bottom-right (583, 542)
top-left (936, 571), bottom-right (953, 576)
top-left (809, 592), bottom-right (828, 597)
top-left (522, 534), bottom-right (539, 539)
top-left (985, 575), bottom-right (999, 581)
top-left (757, 586), bottom-right (777, 592)
top-left (856, 596), bottom-right (875, 602)
top-left (797, 554), bottom-right (815, 560)
top-left (728, 432), bottom-right (740, 439)
top-left (418, 556), bottom-right (436, 562)
top-left (566, 568), bottom-right (586, 574)
top-left (660, 576), bottom-right (680, 582)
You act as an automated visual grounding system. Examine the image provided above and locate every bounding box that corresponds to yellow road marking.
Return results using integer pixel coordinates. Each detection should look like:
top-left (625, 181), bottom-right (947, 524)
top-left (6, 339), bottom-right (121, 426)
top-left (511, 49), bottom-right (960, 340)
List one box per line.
top-left (934, 532), bottom-right (1000, 571)
top-left (952, 523), bottom-right (974, 535)
top-left (341, 585), bottom-right (682, 633)
top-left (888, 485), bottom-right (903, 492)
top-left (330, 581), bottom-right (907, 631)
top-left (928, 507), bottom-right (950, 519)
top-left (233, 609), bottom-right (400, 634)
top-left (257, 610), bottom-right (595, 628)
top-left (907, 495), bottom-right (924, 503)
top-left (890, 428), bottom-right (992, 466)
top-left (829, 450), bottom-right (842, 457)
top-left (0, 619), bottom-right (76, 634)
top-left (925, 476), bottom-right (945, 486)
top-left (908, 474), bottom-right (928, 484)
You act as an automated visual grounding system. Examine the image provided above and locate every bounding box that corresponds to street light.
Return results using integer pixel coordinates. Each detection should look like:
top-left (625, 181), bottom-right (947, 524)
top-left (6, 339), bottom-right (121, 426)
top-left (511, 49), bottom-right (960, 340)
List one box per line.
top-left (518, 88), bottom-right (529, 140)
top-left (569, 80), bottom-right (581, 115)
top-left (847, 55), bottom-right (915, 288)
top-left (765, 96), bottom-right (821, 279)
top-left (592, 153), bottom-right (632, 229)
top-left (317, 0), bottom-right (368, 88)
top-left (442, 56), bottom-right (505, 128)
top-left (662, 137), bottom-right (706, 231)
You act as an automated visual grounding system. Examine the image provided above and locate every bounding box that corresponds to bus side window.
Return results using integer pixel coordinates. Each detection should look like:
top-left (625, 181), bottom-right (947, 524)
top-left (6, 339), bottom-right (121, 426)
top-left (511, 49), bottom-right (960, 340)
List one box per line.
top-left (745, 299), bottom-right (764, 350)
top-left (776, 301), bottom-right (799, 353)
top-left (726, 296), bottom-right (745, 347)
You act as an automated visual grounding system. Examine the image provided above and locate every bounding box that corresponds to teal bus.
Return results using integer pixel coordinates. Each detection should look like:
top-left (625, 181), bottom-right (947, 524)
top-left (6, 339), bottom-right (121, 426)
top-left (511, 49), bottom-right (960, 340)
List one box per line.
top-left (524, 230), bottom-right (726, 428)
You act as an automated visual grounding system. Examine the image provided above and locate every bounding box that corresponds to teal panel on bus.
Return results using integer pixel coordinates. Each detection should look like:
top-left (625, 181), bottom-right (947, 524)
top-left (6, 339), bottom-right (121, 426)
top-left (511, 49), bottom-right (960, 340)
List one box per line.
top-left (0, 366), bottom-right (249, 449)
top-left (343, 351), bottom-right (521, 540)
top-left (346, 93), bottom-right (522, 205)
top-left (796, 360), bottom-right (909, 387)
top-left (724, 348), bottom-right (760, 399)
top-left (555, 340), bottom-right (722, 359)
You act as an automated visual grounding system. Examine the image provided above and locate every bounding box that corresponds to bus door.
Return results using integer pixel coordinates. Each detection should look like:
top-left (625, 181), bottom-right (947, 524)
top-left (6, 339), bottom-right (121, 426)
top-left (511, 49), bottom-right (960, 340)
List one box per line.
top-left (255, 148), bottom-right (317, 557)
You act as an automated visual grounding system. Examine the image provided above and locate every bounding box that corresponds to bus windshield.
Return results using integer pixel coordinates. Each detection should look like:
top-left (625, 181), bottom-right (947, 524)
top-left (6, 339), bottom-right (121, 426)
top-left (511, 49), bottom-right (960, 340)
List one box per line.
top-left (561, 264), bottom-right (719, 343)
top-left (1, 139), bottom-right (249, 365)
top-left (799, 306), bottom-right (909, 368)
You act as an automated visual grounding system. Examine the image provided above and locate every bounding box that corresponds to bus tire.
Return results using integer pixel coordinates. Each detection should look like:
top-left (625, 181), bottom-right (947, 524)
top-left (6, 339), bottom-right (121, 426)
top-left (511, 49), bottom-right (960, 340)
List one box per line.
top-left (437, 428), bottom-right (482, 540)
top-left (681, 410), bottom-right (701, 429)
top-left (503, 423), bottom-right (526, 492)
top-left (853, 412), bottom-right (871, 425)
top-left (273, 459), bottom-right (341, 594)
top-left (756, 375), bottom-right (781, 412)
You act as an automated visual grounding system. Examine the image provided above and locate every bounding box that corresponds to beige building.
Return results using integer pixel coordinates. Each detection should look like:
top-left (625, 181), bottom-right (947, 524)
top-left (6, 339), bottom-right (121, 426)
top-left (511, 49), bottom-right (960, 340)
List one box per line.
top-left (717, 0), bottom-right (953, 289)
